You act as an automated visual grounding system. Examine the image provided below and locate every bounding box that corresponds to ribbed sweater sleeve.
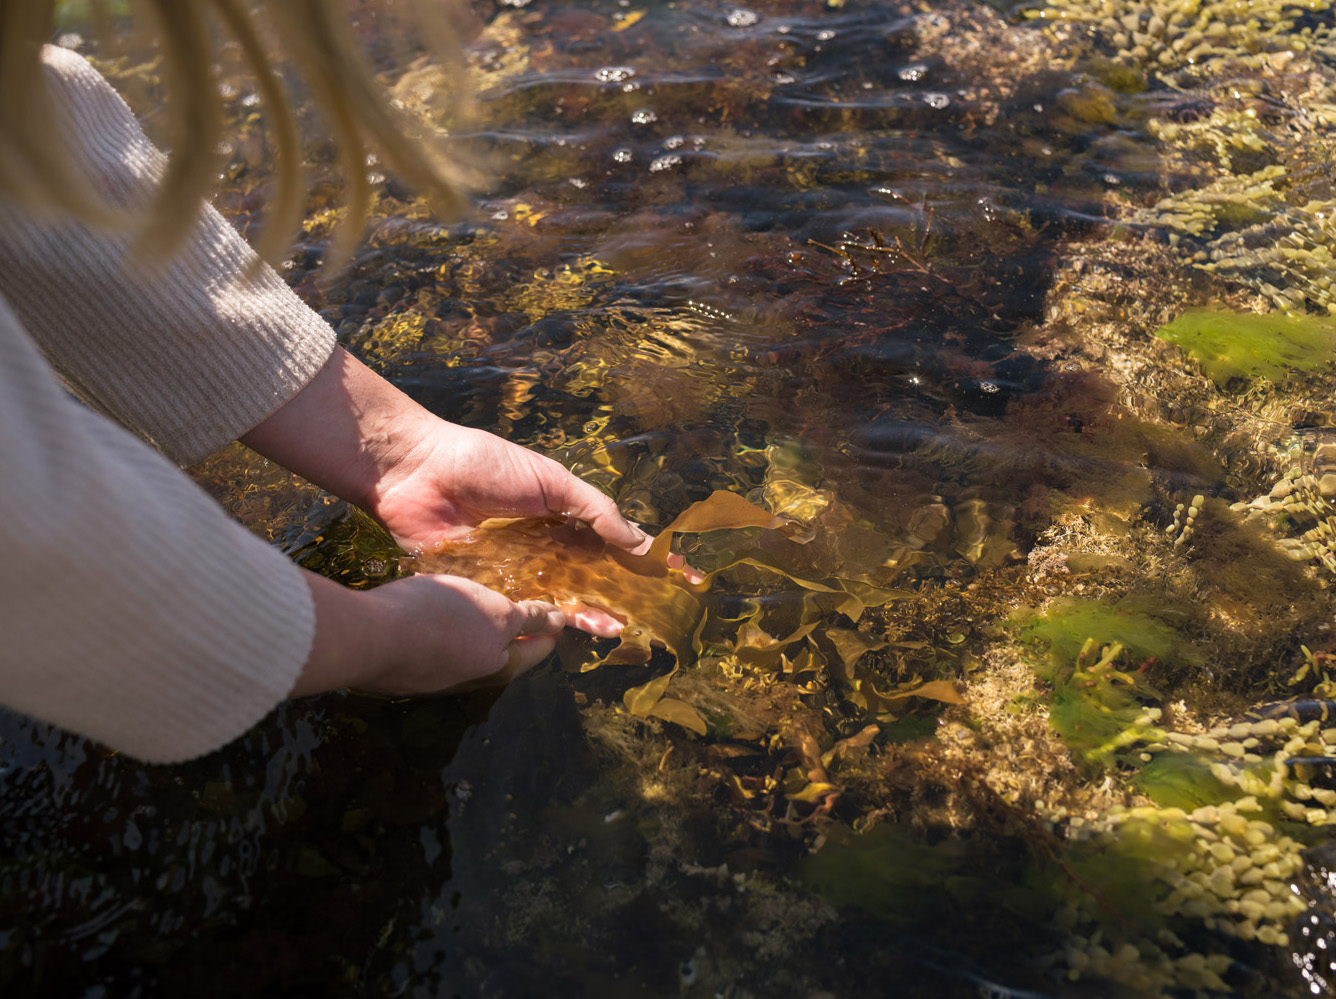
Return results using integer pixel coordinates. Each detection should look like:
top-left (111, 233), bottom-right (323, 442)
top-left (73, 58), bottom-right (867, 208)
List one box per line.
top-left (0, 46), bottom-right (333, 761)
top-left (0, 294), bottom-right (315, 762)
top-left (0, 45), bottom-right (335, 466)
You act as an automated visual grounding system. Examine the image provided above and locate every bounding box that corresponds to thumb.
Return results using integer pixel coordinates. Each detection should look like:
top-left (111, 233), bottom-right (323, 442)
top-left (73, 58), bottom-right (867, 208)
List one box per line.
top-left (514, 599), bottom-right (566, 637)
top-left (538, 464), bottom-right (649, 552)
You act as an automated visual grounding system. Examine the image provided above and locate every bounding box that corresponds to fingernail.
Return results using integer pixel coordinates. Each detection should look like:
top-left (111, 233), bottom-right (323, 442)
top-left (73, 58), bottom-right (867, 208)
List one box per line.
top-left (576, 611), bottom-right (622, 637)
top-left (627, 526), bottom-right (654, 555)
top-left (547, 608), bottom-right (567, 630)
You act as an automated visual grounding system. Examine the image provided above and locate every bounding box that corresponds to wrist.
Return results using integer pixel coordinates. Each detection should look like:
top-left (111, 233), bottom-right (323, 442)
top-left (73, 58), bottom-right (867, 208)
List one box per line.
top-left (352, 407), bottom-right (444, 524)
top-left (289, 571), bottom-right (394, 697)
top-left (240, 347), bottom-right (442, 516)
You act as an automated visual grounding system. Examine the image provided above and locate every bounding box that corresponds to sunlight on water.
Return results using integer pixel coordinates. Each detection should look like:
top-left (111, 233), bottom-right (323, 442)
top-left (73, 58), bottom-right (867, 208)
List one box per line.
top-left (11, 0), bottom-right (1336, 996)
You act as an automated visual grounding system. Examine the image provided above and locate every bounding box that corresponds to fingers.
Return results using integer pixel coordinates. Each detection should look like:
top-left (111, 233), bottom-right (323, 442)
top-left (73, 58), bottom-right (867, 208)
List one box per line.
top-left (560, 600), bottom-right (625, 638)
top-left (514, 599), bottom-right (566, 637)
top-left (450, 633), bottom-right (556, 693)
top-left (543, 465), bottom-right (650, 552)
top-left (624, 530), bottom-right (654, 556)
top-left (583, 505), bottom-right (651, 552)
top-left (497, 600), bottom-right (565, 679)
top-left (501, 634), bottom-right (558, 676)
top-left (541, 464), bottom-right (708, 583)
top-left (666, 551), bottom-right (707, 585)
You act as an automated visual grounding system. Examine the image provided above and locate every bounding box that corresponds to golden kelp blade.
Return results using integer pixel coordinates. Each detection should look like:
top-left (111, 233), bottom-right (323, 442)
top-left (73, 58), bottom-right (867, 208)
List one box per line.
top-left (402, 490), bottom-right (795, 666)
top-left (403, 516), bottom-right (701, 664)
top-left (648, 489), bottom-right (791, 559)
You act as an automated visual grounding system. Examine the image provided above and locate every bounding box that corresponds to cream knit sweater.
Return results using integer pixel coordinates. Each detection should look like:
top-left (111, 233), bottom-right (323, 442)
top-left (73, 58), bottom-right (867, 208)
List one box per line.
top-left (0, 46), bottom-right (337, 762)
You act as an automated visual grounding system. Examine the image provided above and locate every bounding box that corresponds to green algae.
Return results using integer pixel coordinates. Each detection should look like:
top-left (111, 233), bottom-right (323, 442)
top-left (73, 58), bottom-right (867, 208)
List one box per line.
top-left (1019, 597), bottom-right (1196, 674)
top-left (1154, 309), bottom-right (1336, 386)
top-left (1048, 668), bottom-right (1157, 768)
top-left (802, 823), bottom-right (998, 926)
top-left (1134, 753), bottom-right (1249, 810)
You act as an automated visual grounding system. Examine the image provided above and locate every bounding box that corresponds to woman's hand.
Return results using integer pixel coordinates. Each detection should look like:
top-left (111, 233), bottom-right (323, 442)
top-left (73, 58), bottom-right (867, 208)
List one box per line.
top-left (366, 423), bottom-right (647, 552)
top-left (240, 347), bottom-right (644, 640)
top-left (290, 570), bottom-right (567, 698)
top-left (241, 348), bottom-right (648, 553)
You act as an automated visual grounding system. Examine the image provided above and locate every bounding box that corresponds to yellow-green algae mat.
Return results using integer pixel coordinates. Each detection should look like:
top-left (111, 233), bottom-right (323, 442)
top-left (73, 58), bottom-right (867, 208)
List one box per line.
top-left (801, 595), bottom-right (1336, 996)
top-left (403, 490), bottom-right (961, 734)
top-left (1010, 600), bottom-right (1333, 993)
top-left (996, 6), bottom-right (1336, 982)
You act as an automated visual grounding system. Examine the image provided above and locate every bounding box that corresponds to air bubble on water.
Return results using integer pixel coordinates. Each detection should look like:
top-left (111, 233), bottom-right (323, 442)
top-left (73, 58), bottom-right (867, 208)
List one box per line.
top-left (678, 957), bottom-right (698, 986)
top-left (631, 108), bottom-right (659, 125)
top-left (726, 8), bottom-right (759, 27)
top-left (595, 65), bottom-right (636, 83)
top-left (649, 154), bottom-right (682, 173)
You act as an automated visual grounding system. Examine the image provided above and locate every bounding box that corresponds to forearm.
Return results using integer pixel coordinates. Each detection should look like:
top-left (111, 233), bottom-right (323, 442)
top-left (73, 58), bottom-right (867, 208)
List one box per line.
top-left (288, 572), bottom-right (390, 696)
top-left (239, 346), bottom-right (438, 514)
top-left (0, 295), bottom-right (314, 763)
top-left (240, 345), bottom-right (648, 556)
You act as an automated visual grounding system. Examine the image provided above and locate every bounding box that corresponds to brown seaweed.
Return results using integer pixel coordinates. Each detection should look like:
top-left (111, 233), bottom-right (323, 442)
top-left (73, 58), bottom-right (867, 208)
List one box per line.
top-left (402, 489), bottom-right (795, 666)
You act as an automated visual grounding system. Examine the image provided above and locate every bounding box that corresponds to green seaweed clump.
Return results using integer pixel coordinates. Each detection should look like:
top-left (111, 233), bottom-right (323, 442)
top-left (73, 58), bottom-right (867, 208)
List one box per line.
top-left (1017, 599), bottom-right (1201, 766)
top-left (1018, 627), bottom-right (1336, 990)
top-left (1019, 597), bottom-right (1194, 674)
top-left (802, 823), bottom-right (994, 927)
top-left (1046, 640), bottom-right (1166, 768)
top-left (1154, 308), bottom-right (1336, 386)
top-left (1134, 752), bottom-right (1252, 811)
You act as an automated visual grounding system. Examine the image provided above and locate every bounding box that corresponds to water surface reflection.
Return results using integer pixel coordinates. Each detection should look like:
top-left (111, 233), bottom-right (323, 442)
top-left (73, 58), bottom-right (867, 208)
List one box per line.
top-left (8, 0), bottom-right (1336, 995)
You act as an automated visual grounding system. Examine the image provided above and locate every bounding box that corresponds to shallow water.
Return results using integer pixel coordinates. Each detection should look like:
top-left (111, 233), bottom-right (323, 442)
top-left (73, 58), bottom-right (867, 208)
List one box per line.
top-left (10, 1), bottom-right (1336, 996)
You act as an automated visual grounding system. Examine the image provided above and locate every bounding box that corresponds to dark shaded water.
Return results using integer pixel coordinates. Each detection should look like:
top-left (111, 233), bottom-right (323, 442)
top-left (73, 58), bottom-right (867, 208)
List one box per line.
top-left (9, 1), bottom-right (1336, 996)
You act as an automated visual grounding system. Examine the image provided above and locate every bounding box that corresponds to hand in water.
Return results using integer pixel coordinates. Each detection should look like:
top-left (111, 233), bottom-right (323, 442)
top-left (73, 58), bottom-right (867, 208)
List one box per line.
top-left (240, 349), bottom-right (689, 643)
top-left (368, 425), bottom-right (711, 636)
top-left (292, 572), bottom-right (570, 698)
top-left (370, 424), bottom-right (649, 554)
